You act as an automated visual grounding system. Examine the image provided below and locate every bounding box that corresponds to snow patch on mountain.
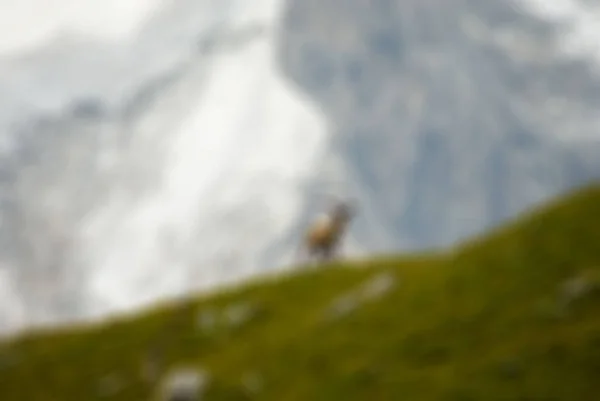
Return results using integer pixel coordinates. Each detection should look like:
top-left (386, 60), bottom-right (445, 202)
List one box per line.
top-left (0, 0), bottom-right (331, 334)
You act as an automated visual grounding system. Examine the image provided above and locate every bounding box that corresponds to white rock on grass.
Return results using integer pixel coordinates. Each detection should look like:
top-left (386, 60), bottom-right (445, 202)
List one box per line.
top-left (324, 271), bottom-right (397, 321)
top-left (326, 293), bottom-right (359, 320)
top-left (359, 272), bottom-right (397, 301)
top-left (159, 367), bottom-right (210, 401)
top-left (196, 309), bottom-right (217, 333)
top-left (196, 302), bottom-right (262, 333)
top-left (224, 302), bottom-right (261, 329)
top-left (562, 277), bottom-right (591, 302)
top-left (559, 269), bottom-right (600, 310)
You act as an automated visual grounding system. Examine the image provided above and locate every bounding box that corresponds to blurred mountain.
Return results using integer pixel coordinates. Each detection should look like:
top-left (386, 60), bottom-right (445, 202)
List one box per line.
top-left (0, 0), bottom-right (599, 334)
top-left (278, 0), bottom-right (600, 250)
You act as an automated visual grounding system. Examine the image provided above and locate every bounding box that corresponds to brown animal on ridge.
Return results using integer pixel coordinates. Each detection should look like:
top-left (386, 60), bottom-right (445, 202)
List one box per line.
top-left (298, 201), bottom-right (356, 265)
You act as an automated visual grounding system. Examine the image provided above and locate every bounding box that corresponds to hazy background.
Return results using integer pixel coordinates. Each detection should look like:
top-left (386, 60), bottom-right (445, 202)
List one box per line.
top-left (0, 0), bottom-right (598, 336)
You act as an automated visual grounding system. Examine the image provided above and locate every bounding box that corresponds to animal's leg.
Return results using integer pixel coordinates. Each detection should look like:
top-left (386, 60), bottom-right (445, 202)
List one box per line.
top-left (294, 242), bottom-right (308, 266)
top-left (322, 247), bottom-right (335, 263)
top-left (295, 239), bottom-right (317, 268)
top-left (321, 240), bottom-right (341, 263)
top-left (311, 245), bottom-right (329, 266)
top-left (313, 248), bottom-right (326, 267)
top-left (302, 246), bottom-right (321, 267)
top-left (299, 244), bottom-right (319, 268)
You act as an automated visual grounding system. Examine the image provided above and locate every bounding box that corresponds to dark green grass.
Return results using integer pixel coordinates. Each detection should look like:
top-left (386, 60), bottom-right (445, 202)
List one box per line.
top-left (0, 183), bottom-right (599, 400)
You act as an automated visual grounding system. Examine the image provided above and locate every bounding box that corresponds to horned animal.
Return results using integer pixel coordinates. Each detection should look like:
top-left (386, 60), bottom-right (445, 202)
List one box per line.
top-left (298, 201), bottom-right (356, 265)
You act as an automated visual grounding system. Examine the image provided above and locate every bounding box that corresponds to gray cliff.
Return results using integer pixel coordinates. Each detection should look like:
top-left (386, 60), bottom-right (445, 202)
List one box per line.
top-left (277, 0), bottom-right (600, 251)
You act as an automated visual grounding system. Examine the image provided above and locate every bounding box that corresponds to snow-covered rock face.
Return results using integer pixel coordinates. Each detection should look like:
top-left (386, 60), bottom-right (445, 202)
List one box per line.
top-left (0, 0), bottom-right (331, 335)
top-left (278, 0), bottom-right (600, 251)
top-left (0, 0), bottom-right (164, 54)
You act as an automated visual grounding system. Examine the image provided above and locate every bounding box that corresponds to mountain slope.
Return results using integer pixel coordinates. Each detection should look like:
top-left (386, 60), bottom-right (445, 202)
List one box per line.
top-left (0, 183), bottom-right (598, 400)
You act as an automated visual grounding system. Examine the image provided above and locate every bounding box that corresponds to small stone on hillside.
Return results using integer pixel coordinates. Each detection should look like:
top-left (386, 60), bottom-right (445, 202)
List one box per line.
top-left (559, 269), bottom-right (600, 310)
top-left (159, 367), bottom-right (210, 401)
top-left (563, 276), bottom-right (591, 301)
top-left (326, 293), bottom-right (359, 320)
top-left (360, 272), bottom-right (397, 301)
top-left (197, 309), bottom-right (217, 333)
top-left (323, 271), bottom-right (397, 322)
top-left (225, 302), bottom-right (261, 329)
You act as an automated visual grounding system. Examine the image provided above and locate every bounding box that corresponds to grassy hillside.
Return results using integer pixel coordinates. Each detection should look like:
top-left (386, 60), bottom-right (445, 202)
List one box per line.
top-left (0, 183), bottom-right (599, 401)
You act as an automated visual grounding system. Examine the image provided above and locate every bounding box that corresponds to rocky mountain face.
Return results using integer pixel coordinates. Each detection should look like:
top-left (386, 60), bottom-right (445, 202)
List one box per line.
top-left (0, 0), bottom-right (331, 334)
top-left (277, 0), bottom-right (600, 251)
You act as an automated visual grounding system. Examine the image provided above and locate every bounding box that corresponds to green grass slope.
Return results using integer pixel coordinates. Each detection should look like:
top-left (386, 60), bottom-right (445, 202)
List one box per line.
top-left (0, 184), bottom-right (599, 401)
